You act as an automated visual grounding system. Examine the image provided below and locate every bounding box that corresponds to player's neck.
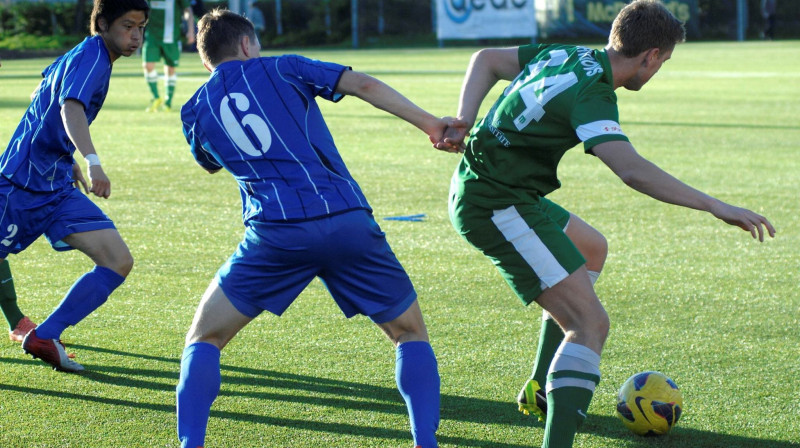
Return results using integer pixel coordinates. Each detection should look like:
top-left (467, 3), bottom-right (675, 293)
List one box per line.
top-left (605, 46), bottom-right (636, 90)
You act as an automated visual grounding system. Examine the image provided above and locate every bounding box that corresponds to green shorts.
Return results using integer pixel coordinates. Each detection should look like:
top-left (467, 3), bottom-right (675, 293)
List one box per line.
top-left (142, 40), bottom-right (181, 66)
top-left (449, 192), bottom-right (585, 305)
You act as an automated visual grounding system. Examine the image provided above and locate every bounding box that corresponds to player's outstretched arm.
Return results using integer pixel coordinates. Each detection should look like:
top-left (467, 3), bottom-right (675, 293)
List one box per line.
top-left (61, 99), bottom-right (111, 198)
top-left (593, 140), bottom-right (776, 241)
top-left (335, 70), bottom-right (466, 151)
top-left (436, 47), bottom-right (522, 151)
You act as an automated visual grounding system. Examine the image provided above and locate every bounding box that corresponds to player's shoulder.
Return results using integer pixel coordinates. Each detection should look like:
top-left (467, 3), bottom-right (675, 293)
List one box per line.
top-left (65, 35), bottom-right (110, 64)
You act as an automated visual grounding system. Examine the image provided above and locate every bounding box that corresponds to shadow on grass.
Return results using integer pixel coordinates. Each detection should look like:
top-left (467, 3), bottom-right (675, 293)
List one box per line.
top-left (3, 346), bottom-right (799, 448)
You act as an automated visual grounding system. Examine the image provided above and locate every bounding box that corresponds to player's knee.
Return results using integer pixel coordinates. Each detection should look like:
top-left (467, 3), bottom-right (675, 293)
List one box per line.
top-left (586, 232), bottom-right (608, 268)
top-left (587, 306), bottom-right (610, 344)
top-left (379, 320), bottom-right (429, 346)
top-left (109, 251), bottom-right (134, 278)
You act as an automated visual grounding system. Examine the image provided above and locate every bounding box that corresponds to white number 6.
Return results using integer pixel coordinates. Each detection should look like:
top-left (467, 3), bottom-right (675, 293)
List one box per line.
top-left (220, 93), bottom-right (273, 157)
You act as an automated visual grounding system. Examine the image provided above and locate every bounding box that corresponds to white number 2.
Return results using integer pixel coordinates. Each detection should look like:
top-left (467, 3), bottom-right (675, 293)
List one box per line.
top-left (220, 93), bottom-right (273, 157)
top-left (505, 49), bottom-right (578, 131)
top-left (1, 224), bottom-right (18, 247)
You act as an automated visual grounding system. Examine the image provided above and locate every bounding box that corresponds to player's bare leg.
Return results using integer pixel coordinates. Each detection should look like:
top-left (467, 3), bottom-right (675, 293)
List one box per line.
top-left (23, 229), bottom-right (131, 372)
top-left (521, 214), bottom-right (608, 419)
top-left (178, 282), bottom-right (253, 448)
top-left (533, 267), bottom-right (608, 447)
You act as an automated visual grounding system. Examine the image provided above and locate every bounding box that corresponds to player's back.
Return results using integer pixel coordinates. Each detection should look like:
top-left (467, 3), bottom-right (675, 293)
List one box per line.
top-left (181, 55), bottom-right (370, 222)
top-left (460, 44), bottom-right (623, 203)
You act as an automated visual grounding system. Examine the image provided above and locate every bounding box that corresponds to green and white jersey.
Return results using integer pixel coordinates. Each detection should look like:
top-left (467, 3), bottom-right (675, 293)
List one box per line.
top-left (453, 44), bottom-right (629, 209)
top-left (145, 0), bottom-right (189, 44)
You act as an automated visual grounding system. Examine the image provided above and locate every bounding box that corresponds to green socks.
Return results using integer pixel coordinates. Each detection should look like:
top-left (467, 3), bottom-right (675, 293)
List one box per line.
top-left (0, 260), bottom-right (23, 330)
top-left (166, 75), bottom-right (177, 107)
top-left (145, 70), bottom-right (160, 99)
top-left (531, 312), bottom-right (564, 386)
top-left (541, 342), bottom-right (601, 448)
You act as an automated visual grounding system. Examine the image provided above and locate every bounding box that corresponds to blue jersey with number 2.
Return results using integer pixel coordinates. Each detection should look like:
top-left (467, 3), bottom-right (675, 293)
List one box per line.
top-left (181, 55), bottom-right (370, 224)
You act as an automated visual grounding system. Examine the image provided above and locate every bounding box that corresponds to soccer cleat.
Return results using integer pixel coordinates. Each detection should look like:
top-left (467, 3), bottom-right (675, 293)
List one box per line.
top-left (517, 379), bottom-right (548, 421)
top-left (22, 329), bottom-right (84, 372)
top-left (145, 97), bottom-right (164, 112)
top-left (8, 316), bottom-right (36, 343)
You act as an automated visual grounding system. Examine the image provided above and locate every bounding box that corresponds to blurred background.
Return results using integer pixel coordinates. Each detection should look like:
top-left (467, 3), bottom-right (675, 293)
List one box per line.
top-left (0, 0), bottom-right (797, 56)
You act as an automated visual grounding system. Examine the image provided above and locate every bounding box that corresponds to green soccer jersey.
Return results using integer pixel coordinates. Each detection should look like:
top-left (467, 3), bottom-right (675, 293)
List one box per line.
top-left (453, 44), bottom-right (629, 209)
top-left (145, 0), bottom-right (189, 44)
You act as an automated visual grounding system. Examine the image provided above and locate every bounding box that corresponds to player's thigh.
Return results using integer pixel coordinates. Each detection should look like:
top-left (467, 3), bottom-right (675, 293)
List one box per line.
top-left (186, 280), bottom-right (253, 350)
top-left (62, 229), bottom-right (132, 273)
top-left (46, 189), bottom-right (132, 274)
top-left (564, 213), bottom-right (607, 272)
top-left (453, 201), bottom-right (585, 305)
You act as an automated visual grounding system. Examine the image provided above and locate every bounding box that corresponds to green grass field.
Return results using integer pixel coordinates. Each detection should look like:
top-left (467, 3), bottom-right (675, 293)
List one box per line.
top-left (0, 40), bottom-right (798, 447)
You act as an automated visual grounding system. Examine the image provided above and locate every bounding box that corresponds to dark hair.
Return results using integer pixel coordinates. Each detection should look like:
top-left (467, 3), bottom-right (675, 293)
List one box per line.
top-left (609, 0), bottom-right (686, 57)
top-left (90, 0), bottom-right (150, 35)
top-left (197, 8), bottom-right (257, 66)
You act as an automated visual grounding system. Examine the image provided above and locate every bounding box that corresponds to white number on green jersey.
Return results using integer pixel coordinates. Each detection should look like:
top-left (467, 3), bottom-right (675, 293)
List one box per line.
top-left (504, 49), bottom-right (578, 131)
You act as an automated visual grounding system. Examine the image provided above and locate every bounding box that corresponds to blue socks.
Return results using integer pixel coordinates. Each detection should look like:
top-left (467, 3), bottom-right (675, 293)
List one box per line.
top-left (177, 342), bottom-right (221, 448)
top-left (36, 266), bottom-right (124, 340)
top-left (175, 341), bottom-right (437, 447)
top-left (396, 341), bottom-right (440, 448)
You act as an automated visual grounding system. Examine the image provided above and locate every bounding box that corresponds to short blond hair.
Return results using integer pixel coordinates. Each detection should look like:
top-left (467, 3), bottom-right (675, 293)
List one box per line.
top-left (608, 0), bottom-right (686, 58)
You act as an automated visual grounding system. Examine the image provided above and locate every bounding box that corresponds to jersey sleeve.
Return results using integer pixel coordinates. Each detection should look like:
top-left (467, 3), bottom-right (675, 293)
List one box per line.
top-left (181, 93), bottom-right (223, 172)
top-left (571, 84), bottom-right (629, 153)
top-left (58, 42), bottom-right (109, 110)
top-left (281, 55), bottom-right (349, 103)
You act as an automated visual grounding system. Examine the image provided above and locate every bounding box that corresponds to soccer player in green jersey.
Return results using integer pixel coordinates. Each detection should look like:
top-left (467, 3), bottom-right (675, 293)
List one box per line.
top-left (143, 0), bottom-right (194, 111)
top-left (439, 1), bottom-right (775, 447)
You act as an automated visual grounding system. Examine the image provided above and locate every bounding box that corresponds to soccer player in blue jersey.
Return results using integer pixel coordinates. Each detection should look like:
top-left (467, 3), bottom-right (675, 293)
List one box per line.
top-left (0, 0), bottom-right (149, 372)
top-left (438, 1), bottom-right (775, 447)
top-left (175, 9), bottom-right (461, 448)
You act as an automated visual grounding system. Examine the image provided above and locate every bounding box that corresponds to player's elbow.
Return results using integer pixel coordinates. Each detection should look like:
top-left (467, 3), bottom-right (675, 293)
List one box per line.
top-left (349, 72), bottom-right (382, 98)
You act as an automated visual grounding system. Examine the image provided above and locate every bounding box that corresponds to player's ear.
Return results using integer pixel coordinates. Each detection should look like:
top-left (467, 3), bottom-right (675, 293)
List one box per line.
top-left (240, 35), bottom-right (253, 58)
top-left (97, 17), bottom-right (109, 33)
top-left (642, 48), bottom-right (661, 66)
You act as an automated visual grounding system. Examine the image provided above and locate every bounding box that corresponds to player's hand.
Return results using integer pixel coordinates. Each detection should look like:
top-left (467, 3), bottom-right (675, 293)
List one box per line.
top-left (431, 117), bottom-right (469, 153)
top-left (709, 201), bottom-right (776, 242)
top-left (72, 163), bottom-right (89, 194)
top-left (433, 118), bottom-right (471, 153)
top-left (88, 165), bottom-right (111, 199)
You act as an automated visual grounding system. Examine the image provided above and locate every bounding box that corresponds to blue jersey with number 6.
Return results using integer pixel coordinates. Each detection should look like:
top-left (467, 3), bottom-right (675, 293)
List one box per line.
top-left (181, 55), bottom-right (370, 224)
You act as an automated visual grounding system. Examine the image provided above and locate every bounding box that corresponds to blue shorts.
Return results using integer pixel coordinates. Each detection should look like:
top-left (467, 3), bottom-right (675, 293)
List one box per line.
top-left (0, 179), bottom-right (116, 258)
top-left (217, 210), bottom-right (417, 324)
